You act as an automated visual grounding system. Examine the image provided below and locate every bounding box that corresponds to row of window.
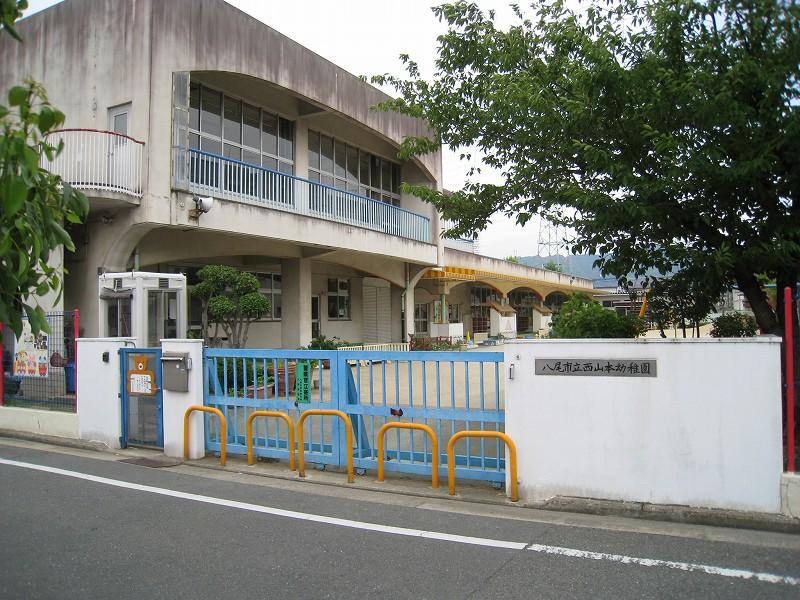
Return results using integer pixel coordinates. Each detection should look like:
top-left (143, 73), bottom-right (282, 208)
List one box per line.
top-left (308, 130), bottom-right (401, 205)
top-left (189, 83), bottom-right (295, 175)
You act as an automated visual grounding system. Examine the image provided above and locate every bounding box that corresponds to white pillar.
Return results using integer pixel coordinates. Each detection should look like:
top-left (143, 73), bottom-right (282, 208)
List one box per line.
top-left (281, 257), bottom-right (312, 348)
top-left (77, 337), bottom-right (134, 449)
top-left (161, 339), bottom-right (204, 459)
top-left (404, 282), bottom-right (415, 338)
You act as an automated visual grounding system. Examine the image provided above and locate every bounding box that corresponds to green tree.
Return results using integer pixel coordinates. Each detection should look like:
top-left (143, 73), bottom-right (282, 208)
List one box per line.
top-left (192, 265), bottom-right (270, 348)
top-left (373, 0), bottom-right (800, 338)
top-left (1, 0), bottom-right (89, 336)
top-left (646, 271), bottom-right (718, 337)
top-left (543, 260), bottom-right (562, 273)
top-left (550, 293), bottom-right (645, 338)
top-left (504, 255), bottom-right (520, 263)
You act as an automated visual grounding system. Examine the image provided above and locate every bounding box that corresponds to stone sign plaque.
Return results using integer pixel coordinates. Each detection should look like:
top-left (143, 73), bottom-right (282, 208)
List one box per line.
top-left (535, 358), bottom-right (657, 377)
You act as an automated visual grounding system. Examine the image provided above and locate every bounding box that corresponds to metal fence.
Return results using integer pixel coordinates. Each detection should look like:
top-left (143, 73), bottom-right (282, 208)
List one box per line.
top-left (186, 148), bottom-right (432, 244)
top-left (1, 311), bottom-right (79, 413)
top-left (204, 348), bottom-right (506, 483)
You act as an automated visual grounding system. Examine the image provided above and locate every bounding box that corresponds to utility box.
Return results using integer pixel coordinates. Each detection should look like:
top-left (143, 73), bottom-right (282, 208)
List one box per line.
top-left (161, 352), bottom-right (191, 392)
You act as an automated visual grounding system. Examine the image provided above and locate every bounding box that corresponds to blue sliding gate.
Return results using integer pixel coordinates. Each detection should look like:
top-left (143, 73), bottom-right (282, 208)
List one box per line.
top-left (204, 348), bottom-right (506, 483)
top-left (120, 347), bottom-right (163, 448)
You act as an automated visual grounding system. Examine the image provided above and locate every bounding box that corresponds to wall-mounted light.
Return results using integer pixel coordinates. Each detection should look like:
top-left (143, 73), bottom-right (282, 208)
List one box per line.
top-left (189, 196), bottom-right (214, 220)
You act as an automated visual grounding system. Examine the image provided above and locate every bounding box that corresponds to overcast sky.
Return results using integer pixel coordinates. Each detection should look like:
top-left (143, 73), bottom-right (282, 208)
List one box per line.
top-left (23, 0), bottom-right (549, 259)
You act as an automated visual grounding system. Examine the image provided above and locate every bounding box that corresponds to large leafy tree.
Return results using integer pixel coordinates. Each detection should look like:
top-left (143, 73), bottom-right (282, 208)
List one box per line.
top-left (373, 0), bottom-right (800, 337)
top-left (1, 0), bottom-right (89, 336)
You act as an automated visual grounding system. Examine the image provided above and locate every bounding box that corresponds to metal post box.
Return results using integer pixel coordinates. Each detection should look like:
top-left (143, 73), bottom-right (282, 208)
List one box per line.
top-left (161, 351), bottom-right (192, 392)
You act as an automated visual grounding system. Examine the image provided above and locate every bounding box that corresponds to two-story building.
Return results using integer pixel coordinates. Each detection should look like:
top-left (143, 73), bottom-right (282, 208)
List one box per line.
top-left (1, 0), bottom-right (594, 348)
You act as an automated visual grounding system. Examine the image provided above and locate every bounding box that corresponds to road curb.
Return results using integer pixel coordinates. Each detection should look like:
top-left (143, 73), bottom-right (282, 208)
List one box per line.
top-left (0, 429), bottom-right (107, 453)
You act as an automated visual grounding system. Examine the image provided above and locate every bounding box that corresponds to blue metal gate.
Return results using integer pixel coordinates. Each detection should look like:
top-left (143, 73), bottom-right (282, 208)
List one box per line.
top-left (203, 348), bottom-right (505, 483)
top-left (120, 348), bottom-right (163, 448)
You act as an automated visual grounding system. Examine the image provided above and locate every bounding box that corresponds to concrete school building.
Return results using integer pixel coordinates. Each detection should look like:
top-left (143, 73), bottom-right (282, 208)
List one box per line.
top-left (1, 0), bottom-right (593, 349)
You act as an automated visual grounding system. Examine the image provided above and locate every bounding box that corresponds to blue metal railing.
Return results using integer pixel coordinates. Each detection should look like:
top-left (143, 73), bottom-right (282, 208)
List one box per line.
top-left (185, 148), bottom-right (432, 244)
top-left (203, 348), bottom-right (506, 483)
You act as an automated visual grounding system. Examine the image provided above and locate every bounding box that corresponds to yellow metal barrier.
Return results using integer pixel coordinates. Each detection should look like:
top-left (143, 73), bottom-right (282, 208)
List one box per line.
top-left (376, 422), bottom-right (439, 488)
top-left (297, 409), bottom-right (354, 483)
top-left (246, 410), bottom-right (296, 470)
top-left (184, 405), bottom-right (227, 467)
top-left (447, 431), bottom-right (518, 502)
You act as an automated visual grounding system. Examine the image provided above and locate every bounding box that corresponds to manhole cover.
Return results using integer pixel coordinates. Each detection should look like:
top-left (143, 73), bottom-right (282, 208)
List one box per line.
top-left (118, 457), bottom-right (182, 468)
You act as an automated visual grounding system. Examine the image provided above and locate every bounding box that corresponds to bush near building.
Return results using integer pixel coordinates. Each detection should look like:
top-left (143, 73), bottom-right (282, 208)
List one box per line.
top-left (710, 313), bottom-right (758, 338)
top-left (551, 293), bottom-right (645, 339)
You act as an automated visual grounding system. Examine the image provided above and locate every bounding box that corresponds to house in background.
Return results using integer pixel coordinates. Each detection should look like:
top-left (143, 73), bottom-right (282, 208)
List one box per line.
top-left (1, 0), bottom-right (594, 349)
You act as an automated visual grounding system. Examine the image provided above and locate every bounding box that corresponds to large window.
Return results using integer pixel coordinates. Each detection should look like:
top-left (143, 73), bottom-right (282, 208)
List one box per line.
top-left (308, 130), bottom-right (401, 205)
top-left (189, 83), bottom-right (294, 174)
top-left (256, 273), bottom-right (282, 320)
top-left (327, 278), bottom-right (350, 320)
top-left (470, 285), bottom-right (498, 334)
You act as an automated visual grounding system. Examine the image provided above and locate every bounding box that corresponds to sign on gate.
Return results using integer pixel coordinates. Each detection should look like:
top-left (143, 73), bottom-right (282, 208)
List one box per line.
top-left (127, 354), bottom-right (157, 395)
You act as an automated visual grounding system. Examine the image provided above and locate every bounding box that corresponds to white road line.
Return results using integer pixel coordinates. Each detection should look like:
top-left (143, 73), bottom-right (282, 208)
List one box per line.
top-left (1, 457), bottom-right (797, 587)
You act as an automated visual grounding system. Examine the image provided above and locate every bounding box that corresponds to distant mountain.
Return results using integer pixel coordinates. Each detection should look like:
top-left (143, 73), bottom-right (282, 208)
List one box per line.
top-left (518, 255), bottom-right (667, 287)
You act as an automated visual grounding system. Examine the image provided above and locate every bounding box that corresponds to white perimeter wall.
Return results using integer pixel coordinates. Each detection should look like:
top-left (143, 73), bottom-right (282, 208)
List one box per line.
top-left (504, 338), bottom-right (783, 513)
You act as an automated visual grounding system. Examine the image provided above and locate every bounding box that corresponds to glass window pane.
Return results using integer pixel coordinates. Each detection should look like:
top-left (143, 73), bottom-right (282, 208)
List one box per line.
top-left (190, 84), bottom-right (200, 130)
top-left (346, 181), bottom-right (358, 193)
top-left (262, 155), bottom-right (277, 170)
top-left (381, 160), bottom-right (392, 192)
top-left (262, 113), bottom-right (278, 155)
top-left (359, 152), bottom-right (370, 185)
top-left (392, 164), bottom-right (401, 193)
top-left (308, 171), bottom-right (319, 183)
top-left (273, 274), bottom-right (281, 290)
top-left (346, 145), bottom-right (359, 182)
top-left (279, 118), bottom-right (294, 160)
top-left (243, 149), bottom-right (260, 166)
top-left (189, 133), bottom-right (200, 149)
top-left (320, 135), bottom-right (334, 174)
top-left (328, 278), bottom-right (338, 293)
top-left (278, 161), bottom-right (293, 175)
top-left (334, 140), bottom-right (346, 177)
top-left (273, 293), bottom-right (282, 319)
top-left (223, 97), bottom-right (242, 143)
top-left (328, 296), bottom-right (338, 319)
top-left (339, 279), bottom-right (349, 292)
top-left (201, 88), bottom-right (222, 137)
top-left (223, 144), bottom-right (241, 160)
top-left (340, 296), bottom-right (350, 318)
top-left (321, 174), bottom-right (334, 187)
top-left (259, 274), bottom-right (272, 290)
top-left (371, 155), bottom-right (381, 190)
top-left (308, 130), bottom-right (320, 170)
top-left (243, 104), bottom-right (260, 149)
top-left (201, 137), bottom-right (221, 155)
top-left (335, 178), bottom-right (346, 190)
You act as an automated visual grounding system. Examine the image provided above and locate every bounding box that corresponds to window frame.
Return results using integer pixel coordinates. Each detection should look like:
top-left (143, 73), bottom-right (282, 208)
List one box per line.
top-left (327, 278), bottom-right (351, 321)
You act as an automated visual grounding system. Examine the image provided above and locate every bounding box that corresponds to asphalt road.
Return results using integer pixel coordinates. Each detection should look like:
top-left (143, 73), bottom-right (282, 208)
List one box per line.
top-left (1, 440), bottom-right (799, 599)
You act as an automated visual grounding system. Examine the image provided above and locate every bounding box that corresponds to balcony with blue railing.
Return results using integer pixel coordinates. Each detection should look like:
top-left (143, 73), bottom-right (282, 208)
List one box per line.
top-left (180, 148), bottom-right (432, 244)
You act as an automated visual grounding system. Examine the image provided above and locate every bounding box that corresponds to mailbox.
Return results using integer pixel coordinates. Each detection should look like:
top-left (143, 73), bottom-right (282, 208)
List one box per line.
top-left (161, 351), bottom-right (192, 392)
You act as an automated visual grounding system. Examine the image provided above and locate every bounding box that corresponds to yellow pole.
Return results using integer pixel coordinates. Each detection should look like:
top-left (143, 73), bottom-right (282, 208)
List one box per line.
top-left (184, 405), bottom-right (227, 467)
top-left (297, 409), bottom-right (354, 483)
top-left (377, 422), bottom-right (439, 488)
top-left (447, 431), bottom-right (517, 502)
top-left (638, 290), bottom-right (649, 319)
top-left (246, 410), bottom-right (296, 470)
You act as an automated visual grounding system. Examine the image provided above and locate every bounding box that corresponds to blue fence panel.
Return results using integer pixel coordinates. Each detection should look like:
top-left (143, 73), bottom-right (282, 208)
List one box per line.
top-left (204, 349), bottom-right (340, 466)
top-left (202, 348), bottom-right (506, 483)
top-left (335, 351), bottom-right (505, 483)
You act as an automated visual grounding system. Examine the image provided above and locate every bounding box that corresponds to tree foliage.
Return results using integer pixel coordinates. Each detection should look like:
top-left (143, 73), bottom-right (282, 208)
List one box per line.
top-left (192, 265), bottom-right (270, 348)
top-left (373, 0), bottom-right (800, 336)
top-left (543, 260), bottom-right (562, 273)
top-left (550, 293), bottom-right (645, 338)
top-left (646, 270), bottom-right (718, 337)
top-left (1, 0), bottom-right (89, 336)
top-left (710, 312), bottom-right (758, 337)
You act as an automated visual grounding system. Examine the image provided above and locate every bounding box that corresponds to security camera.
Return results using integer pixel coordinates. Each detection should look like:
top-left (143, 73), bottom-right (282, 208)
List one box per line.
top-left (188, 196), bottom-right (214, 220)
top-left (194, 196), bottom-right (214, 213)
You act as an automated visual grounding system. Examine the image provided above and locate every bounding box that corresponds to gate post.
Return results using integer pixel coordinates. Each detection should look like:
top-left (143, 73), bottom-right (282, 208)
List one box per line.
top-left (161, 339), bottom-right (205, 459)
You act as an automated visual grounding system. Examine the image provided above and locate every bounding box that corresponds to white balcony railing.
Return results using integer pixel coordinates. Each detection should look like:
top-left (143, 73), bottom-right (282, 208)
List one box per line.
top-left (441, 219), bottom-right (478, 253)
top-left (43, 129), bottom-right (145, 197)
top-left (185, 149), bottom-right (432, 244)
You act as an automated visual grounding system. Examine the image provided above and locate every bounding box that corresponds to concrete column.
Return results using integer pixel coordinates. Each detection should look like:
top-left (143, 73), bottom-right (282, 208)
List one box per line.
top-left (404, 282), bottom-right (416, 338)
top-left (281, 257), bottom-right (312, 348)
top-left (161, 339), bottom-right (204, 459)
top-left (77, 337), bottom-right (135, 448)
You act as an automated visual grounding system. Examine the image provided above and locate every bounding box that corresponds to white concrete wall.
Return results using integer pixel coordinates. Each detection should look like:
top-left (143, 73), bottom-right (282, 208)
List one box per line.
top-left (161, 339), bottom-right (205, 459)
top-left (77, 338), bottom-right (134, 448)
top-left (0, 406), bottom-right (78, 439)
top-left (504, 338), bottom-right (783, 513)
